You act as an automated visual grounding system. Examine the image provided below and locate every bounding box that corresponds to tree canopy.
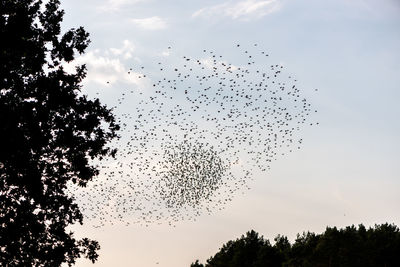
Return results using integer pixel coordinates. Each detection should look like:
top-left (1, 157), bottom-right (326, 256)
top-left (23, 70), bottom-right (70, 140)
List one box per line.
top-left (192, 223), bottom-right (400, 267)
top-left (0, 0), bottom-right (119, 265)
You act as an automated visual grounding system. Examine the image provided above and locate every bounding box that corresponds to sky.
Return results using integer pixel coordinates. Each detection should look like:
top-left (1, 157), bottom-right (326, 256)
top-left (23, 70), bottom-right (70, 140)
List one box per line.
top-left (60, 0), bottom-right (400, 266)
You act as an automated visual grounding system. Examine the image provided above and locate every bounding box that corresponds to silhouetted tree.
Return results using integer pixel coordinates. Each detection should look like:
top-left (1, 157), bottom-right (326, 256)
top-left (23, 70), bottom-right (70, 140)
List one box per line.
top-left (205, 230), bottom-right (283, 267)
top-left (192, 224), bottom-right (400, 267)
top-left (191, 259), bottom-right (205, 267)
top-left (269, 234), bottom-right (290, 266)
top-left (0, 0), bottom-right (119, 265)
top-left (286, 231), bottom-right (319, 266)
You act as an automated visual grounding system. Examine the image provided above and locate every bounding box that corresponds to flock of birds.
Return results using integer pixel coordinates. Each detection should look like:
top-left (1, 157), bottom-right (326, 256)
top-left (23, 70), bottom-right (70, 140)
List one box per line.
top-left (67, 44), bottom-right (318, 227)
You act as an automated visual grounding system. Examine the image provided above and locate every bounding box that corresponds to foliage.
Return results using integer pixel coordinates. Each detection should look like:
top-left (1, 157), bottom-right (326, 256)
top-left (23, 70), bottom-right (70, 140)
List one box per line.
top-left (0, 0), bottom-right (119, 265)
top-left (192, 223), bottom-right (400, 267)
top-left (191, 259), bottom-right (205, 267)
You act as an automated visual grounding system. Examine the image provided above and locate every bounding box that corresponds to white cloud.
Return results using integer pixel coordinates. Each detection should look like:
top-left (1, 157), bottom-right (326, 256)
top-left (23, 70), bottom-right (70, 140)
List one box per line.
top-left (199, 57), bottom-right (239, 72)
top-left (192, 0), bottom-right (282, 21)
top-left (98, 0), bottom-right (146, 12)
top-left (161, 50), bottom-right (170, 57)
top-left (64, 41), bottom-right (149, 88)
top-left (130, 16), bottom-right (167, 30)
top-left (109, 40), bottom-right (135, 59)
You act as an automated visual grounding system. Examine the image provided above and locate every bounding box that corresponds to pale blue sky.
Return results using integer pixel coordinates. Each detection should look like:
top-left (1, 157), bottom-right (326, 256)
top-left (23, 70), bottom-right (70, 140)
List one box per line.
top-left (60, 0), bottom-right (400, 266)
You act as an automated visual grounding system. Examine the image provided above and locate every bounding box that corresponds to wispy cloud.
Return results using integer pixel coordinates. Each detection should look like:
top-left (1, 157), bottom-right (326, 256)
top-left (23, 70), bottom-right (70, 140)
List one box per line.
top-left (130, 16), bottom-right (167, 30)
top-left (341, 0), bottom-right (400, 18)
top-left (193, 0), bottom-right (282, 21)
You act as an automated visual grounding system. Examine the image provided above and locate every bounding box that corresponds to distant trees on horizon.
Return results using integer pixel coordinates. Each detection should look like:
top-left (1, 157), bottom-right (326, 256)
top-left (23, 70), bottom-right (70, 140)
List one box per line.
top-left (191, 223), bottom-right (400, 267)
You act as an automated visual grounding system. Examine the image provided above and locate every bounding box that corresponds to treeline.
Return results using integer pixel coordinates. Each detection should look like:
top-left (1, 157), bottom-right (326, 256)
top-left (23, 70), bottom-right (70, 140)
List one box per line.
top-left (191, 223), bottom-right (400, 267)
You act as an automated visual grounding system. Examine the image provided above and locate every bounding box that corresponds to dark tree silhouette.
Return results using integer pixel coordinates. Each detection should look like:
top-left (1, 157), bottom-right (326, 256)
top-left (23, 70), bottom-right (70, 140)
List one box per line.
top-left (0, 0), bottom-right (119, 265)
top-left (193, 224), bottom-right (400, 267)
top-left (191, 260), bottom-right (205, 267)
top-left (204, 230), bottom-right (283, 267)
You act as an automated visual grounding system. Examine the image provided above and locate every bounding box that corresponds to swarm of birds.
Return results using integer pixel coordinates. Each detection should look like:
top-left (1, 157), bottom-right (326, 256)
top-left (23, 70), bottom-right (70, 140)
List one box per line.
top-left (158, 140), bottom-right (228, 209)
top-left (67, 43), bottom-right (318, 227)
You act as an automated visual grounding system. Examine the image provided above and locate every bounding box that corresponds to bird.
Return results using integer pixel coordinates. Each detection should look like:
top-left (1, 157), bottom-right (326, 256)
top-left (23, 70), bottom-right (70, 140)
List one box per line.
top-left (68, 43), bottom-right (319, 228)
